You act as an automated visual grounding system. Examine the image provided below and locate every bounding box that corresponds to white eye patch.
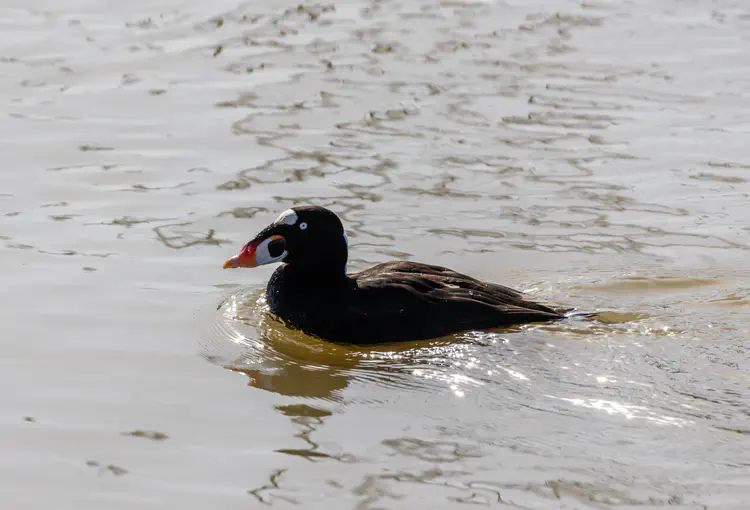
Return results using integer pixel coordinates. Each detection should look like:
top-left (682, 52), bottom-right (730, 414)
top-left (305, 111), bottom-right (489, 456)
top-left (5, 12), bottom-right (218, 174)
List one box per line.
top-left (299, 222), bottom-right (308, 230)
top-left (274, 209), bottom-right (298, 226)
top-left (255, 236), bottom-right (288, 266)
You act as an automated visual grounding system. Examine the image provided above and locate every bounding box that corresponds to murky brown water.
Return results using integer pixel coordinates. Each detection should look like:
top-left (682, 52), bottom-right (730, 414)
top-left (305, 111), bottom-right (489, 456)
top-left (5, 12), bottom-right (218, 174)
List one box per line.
top-left (2, 0), bottom-right (749, 507)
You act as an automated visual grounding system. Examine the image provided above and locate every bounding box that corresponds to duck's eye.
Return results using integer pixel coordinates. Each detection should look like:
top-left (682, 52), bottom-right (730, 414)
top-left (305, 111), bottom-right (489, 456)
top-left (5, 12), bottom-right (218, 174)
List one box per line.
top-left (267, 237), bottom-right (286, 258)
top-left (299, 222), bottom-right (308, 230)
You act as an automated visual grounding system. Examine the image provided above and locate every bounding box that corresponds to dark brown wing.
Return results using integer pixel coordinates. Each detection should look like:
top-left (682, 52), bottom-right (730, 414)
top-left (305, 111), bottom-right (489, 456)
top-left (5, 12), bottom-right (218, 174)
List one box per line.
top-left (339, 261), bottom-right (563, 343)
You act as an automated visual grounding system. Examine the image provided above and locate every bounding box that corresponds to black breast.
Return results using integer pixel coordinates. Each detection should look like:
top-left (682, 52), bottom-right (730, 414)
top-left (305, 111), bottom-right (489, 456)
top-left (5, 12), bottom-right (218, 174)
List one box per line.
top-left (265, 264), bottom-right (354, 339)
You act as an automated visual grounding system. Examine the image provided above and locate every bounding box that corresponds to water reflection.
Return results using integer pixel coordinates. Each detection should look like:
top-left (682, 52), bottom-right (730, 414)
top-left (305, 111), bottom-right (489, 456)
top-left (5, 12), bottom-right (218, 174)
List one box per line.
top-left (203, 288), bottom-right (477, 401)
top-left (274, 404), bottom-right (341, 461)
top-left (248, 468), bottom-right (293, 505)
top-left (200, 285), bottom-right (696, 434)
top-left (234, 359), bottom-right (350, 400)
top-left (153, 223), bottom-right (230, 249)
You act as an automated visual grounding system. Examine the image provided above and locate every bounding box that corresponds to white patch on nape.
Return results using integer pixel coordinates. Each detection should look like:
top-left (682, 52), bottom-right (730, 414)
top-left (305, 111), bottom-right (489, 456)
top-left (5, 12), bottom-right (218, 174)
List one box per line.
top-left (274, 209), bottom-right (298, 226)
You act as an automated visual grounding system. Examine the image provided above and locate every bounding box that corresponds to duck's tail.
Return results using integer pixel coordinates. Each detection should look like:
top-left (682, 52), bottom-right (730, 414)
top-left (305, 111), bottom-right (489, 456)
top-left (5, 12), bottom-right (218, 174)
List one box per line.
top-left (561, 309), bottom-right (601, 320)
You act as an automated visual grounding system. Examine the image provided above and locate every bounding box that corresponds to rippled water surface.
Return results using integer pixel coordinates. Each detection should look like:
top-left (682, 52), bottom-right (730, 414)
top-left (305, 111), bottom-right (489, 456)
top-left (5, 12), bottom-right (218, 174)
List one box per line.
top-left (2, 0), bottom-right (750, 508)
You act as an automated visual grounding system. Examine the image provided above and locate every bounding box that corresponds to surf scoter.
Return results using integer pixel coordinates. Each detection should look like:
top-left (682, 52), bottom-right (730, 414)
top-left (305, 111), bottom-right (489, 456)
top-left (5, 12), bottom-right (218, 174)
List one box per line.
top-left (223, 206), bottom-right (567, 344)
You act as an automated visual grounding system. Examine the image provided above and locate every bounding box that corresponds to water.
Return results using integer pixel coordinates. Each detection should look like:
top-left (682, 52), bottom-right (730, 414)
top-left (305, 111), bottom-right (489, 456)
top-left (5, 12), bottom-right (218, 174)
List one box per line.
top-left (2, 0), bottom-right (749, 508)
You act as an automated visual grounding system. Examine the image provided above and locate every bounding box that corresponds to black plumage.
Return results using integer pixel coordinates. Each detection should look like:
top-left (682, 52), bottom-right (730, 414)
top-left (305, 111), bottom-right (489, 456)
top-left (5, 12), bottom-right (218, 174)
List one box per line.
top-left (223, 206), bottom-right (566, 344)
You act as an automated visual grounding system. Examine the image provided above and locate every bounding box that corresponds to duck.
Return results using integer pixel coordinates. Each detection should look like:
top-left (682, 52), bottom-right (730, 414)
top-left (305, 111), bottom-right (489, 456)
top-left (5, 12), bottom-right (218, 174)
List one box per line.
top-left (222, 206), bottom-right (568, 344)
